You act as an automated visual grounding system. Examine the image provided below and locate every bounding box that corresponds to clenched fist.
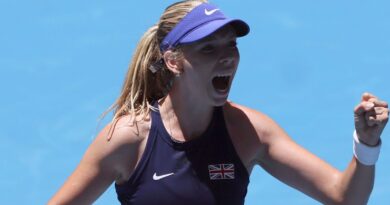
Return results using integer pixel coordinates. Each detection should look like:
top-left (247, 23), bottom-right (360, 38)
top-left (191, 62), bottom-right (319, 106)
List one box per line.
top-left (354, 93), bottom-right (389, 146)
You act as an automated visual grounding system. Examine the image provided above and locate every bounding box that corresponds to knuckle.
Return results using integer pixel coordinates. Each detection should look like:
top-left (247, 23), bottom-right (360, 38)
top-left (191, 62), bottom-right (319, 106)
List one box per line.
top-left (354, 104), bottom-right (363, 113)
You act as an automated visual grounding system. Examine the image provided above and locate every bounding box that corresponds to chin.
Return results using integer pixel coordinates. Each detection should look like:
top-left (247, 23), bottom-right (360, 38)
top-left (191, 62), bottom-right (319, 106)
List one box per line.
top-left (210, 94), bottom-right (229, 107)
top-left (214, 101), bottom-right (228, 107)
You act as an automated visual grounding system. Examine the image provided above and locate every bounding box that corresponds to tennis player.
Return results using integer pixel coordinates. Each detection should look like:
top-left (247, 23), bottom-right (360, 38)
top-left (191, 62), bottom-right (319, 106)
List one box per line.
top-left (48, 1), bottom-right (388, 204)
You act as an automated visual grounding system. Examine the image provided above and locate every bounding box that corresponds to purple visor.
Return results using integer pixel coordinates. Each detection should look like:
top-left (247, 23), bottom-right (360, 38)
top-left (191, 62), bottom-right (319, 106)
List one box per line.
top-left (160, 3), bottom-right (250, 52)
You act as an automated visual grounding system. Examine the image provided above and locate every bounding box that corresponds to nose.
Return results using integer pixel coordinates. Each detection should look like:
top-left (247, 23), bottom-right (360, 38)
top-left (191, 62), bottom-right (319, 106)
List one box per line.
top-left (219, 55), bottom-right (234, 66)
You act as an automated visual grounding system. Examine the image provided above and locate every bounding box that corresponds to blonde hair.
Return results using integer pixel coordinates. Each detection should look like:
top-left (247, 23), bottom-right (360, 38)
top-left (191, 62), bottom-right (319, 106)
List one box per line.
top-left (101, 0), bottom-right (209, 135)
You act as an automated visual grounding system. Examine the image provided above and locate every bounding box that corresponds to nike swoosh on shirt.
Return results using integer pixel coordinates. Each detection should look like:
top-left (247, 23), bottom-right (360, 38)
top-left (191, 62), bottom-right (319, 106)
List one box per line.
top-left (204, 8), bottom-right (219, 16)
top-left (153, 172), bottom-right (174, 180)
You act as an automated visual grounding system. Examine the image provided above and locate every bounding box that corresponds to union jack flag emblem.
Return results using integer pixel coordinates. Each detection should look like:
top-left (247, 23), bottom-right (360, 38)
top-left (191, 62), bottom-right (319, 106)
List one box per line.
top-left (208, 163), bottom-right (235, 180)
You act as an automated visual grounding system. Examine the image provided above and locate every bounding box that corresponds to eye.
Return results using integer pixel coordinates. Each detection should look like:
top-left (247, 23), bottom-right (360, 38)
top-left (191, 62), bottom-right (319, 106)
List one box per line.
top-left (228, 41), bottom-right (237, 48)
top-left (200, 44), bottom-right (215, 53)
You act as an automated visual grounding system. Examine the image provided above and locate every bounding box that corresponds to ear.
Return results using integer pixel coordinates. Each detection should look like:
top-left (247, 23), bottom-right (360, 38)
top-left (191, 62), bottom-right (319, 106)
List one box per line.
top-left (163, 50), bottom-right (182, 75)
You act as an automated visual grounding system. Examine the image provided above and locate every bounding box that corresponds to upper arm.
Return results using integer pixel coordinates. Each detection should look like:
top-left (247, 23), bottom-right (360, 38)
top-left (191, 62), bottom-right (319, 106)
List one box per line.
top-left (227, 103), bottom-right (343, 204)
top-left (48, 118), bottom-right (148, 205)
top-left (257, 119), bottom-right (343, 203)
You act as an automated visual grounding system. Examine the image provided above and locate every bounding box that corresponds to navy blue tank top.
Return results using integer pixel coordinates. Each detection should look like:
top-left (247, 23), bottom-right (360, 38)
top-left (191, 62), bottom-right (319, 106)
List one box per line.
top-left (115, 105), bottom-right (249, 205)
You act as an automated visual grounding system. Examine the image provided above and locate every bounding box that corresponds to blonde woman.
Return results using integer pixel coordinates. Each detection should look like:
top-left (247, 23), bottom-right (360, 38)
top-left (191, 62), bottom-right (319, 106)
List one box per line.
top-left (49, 1), bottom-right (388, 204)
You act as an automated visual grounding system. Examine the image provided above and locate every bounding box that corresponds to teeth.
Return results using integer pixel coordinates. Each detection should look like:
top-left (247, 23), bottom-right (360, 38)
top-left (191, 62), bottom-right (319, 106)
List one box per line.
top-left (216, 74), bottom-right (231, 78)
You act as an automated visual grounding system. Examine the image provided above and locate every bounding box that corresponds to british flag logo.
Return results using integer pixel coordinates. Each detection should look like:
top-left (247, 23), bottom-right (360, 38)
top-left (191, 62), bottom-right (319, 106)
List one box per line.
top-left (208, 163), bottom-right (235, 180)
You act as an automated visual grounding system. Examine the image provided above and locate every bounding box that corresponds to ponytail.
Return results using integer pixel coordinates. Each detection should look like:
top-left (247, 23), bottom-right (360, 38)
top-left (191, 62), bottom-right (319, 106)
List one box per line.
top-left (101, 0), bottom-right (208, 140)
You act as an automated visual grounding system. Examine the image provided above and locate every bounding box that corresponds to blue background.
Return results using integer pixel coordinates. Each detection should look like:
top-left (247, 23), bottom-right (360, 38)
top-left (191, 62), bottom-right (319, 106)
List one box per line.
top-left (0, 0), bottom-right (389, 204)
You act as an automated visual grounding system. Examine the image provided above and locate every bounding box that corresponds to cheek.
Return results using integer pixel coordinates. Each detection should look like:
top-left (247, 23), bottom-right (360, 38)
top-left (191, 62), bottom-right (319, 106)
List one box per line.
top-left (192, 54), bottom-right (219, 68)
top-left (183, 56), bottom-right (218, 76)
top-left (181, 61), bottom-right (211, 85)
top-left (233, 49), bottom-right (240, 65)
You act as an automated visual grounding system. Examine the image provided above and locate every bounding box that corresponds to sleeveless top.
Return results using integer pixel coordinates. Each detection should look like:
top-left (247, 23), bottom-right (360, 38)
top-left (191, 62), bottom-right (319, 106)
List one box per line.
top-left (115, 105), bottom-right (249, 205)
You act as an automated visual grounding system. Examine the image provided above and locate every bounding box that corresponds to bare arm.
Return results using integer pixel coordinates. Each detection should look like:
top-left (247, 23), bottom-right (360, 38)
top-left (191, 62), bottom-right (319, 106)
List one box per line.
top-left (254, 93), bottom-right (388, 204)
top-left (230, 93), bottom-right (387, 204)
top-left (258, 123), bottom-right (373, 204)
top-left (48, 118), bottom-right (148, 205)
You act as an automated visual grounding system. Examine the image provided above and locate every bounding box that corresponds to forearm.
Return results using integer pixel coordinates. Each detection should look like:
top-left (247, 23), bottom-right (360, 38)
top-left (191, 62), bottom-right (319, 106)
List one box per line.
top-left (337, 157), bottom-right (375, 205)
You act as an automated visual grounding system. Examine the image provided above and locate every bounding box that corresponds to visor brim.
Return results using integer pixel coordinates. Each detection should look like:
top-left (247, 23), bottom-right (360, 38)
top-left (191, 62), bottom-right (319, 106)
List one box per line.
top-left (179, 19), bottom-right (250, 44)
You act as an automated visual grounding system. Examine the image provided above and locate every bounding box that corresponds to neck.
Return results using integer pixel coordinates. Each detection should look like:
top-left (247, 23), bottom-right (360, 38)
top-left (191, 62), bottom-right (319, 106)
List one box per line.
top-left (159, 92), bottom-right (214, 142)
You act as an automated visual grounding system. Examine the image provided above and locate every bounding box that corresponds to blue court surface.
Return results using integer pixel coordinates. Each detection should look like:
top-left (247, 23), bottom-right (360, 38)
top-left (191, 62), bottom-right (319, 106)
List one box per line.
top-left (1, 0), bottom-right (389, 204)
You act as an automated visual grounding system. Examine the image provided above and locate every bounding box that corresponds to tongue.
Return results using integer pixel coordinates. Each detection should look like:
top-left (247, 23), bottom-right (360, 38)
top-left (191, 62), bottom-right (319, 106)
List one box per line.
top-left (212, 76), bottom-right (229, 91)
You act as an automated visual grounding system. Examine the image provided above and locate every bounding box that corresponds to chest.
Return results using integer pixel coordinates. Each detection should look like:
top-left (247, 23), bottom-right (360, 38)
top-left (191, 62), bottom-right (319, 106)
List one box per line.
top-left (138, 153), bottom-right (247, 204)
top-left (116, 131), bottom-right (249, 205)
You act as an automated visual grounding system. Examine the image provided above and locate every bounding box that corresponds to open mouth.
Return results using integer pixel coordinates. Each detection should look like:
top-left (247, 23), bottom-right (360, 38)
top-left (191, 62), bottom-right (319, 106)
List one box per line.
top-left (212, 74), bottom-right (231, 92)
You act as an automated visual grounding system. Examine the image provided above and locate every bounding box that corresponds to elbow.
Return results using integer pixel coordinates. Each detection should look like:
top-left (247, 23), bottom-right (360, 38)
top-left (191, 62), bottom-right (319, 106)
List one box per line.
top-left (335, 193), bottom-right (371, 205)
top-left (325, 172), bottom-right (373, 205)
top-left (327, 198), bottom-right (370, 205)
top-left (325, 186), bottom-right (372, 205)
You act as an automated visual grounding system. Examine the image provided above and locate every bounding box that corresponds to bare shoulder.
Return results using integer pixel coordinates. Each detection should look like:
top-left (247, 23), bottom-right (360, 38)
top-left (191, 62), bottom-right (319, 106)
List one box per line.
top-left (48, 115), bottom-right (151, 204)
top-left (221, 101), bottom-right (280, 170)
top-left (222, 101), bottom-right (291, 167)
top-left (90, 115), bottom-right (151, 182)
top-left (103, 114), bottom-right (151, 146)
top-left (223, 101), bottom-right (282, 142)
